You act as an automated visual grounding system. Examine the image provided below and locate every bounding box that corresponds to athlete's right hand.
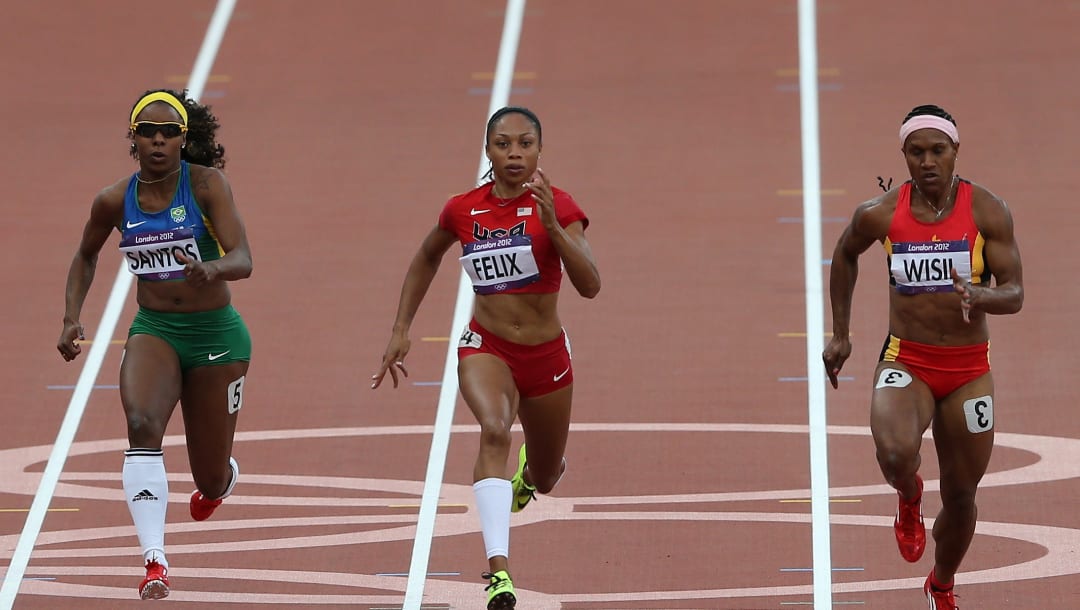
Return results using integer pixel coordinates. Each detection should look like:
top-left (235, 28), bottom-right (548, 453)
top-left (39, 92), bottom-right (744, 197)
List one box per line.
top-left (822, 336), bottom-right (852, 389)
top-left (372, 334), bottom-right (410, 389)
top-left (57, 320), bottom-right (85, 362)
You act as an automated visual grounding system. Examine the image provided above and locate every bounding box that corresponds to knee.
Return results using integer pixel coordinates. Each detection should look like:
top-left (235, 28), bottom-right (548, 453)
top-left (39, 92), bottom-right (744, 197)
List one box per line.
top-left (875, 442), bottom-right (919, 476)
top-left (476, 419), bottom-right (512, 452)
top-left (125, 411), bottom-right (167, 445)
top-left (939, 483), bottom-right (978, 513)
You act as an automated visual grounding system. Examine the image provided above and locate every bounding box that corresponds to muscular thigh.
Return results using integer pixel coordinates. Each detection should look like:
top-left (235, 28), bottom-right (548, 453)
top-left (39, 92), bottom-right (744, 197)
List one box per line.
top-left (121, 334), bottom-right (183, 422)
top-left (518, 384), bottom-right (573, 474)
top-left (180, 361), bottom-right (248, 471)
top-left (933, 373), bottom-right (995, 484)
top-left (870, 361), bottom-right (936, 450)
top-left (459, 353), bottom-right (519, 428)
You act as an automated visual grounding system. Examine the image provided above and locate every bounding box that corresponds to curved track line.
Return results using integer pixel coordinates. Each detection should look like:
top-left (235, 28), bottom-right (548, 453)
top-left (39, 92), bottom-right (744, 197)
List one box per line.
top-left (2, 423), bottom-right (1078, 605)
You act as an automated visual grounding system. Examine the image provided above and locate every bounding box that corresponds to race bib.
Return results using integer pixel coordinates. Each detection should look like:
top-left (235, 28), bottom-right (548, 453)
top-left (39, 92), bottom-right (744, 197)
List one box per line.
top-left (890, 239), bottom-right (971, 295)
top-left (459, 234), bottom-right (540, 294)
top-left (119, 227), bottom-right (201, 281)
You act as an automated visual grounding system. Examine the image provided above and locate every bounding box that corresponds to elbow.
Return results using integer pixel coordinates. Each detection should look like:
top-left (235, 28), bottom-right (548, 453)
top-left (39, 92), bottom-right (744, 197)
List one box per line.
top-left (76, 249), bottom-right (99, 269)
top-left (237, 256), bottom-right (253, 279)
top-left (1011, 288), bottom-right (1024, 313)
top-left (578, 278), bottom-right (601, 299)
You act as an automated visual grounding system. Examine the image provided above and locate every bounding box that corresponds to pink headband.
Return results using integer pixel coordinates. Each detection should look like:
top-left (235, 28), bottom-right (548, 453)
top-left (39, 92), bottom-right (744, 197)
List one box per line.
top-left (899, 115), bottom-right (959, 145)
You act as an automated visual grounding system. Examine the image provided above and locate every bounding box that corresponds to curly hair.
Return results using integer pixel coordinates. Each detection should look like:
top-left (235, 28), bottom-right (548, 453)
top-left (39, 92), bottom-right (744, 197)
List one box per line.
top-left (128, 88), bottom-right (226, 169)
top-left (901, 104), bottom-right (956, 127)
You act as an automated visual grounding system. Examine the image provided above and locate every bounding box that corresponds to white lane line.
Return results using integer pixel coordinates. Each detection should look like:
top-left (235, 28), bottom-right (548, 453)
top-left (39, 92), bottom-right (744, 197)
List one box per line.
top-left (0, 2), bottom-right (237, 608)
top-left (402, 1), bottom-right (527, 608)
top-left (796, 0), bottom-right (834, 608)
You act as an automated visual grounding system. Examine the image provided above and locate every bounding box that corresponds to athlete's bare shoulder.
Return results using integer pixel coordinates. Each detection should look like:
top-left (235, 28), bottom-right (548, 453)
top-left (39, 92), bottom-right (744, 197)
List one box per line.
top-left (188, 164), bottom-right (228, 194)
top-left (91, 175), bottom-right (130, 218)
top-left (98, 175), bottom-right (130, 201)
top-left (965, 179), bottom-right (1013, 236)
top-left (849, 186), bottom-right (899, 242)
top-left (966, 179), bottom-right (1009, 211)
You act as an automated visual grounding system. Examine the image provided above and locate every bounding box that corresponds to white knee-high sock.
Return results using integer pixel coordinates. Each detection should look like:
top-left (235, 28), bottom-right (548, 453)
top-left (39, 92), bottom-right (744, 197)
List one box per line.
top-left (123, 449), bottom-right (169, 568)
top-left (473, 478), bottom-right (512, 559)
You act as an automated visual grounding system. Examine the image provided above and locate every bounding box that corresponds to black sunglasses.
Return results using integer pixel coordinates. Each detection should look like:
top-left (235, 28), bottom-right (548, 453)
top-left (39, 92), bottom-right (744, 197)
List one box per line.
top-left (131, 121), bottom-right (187, 138)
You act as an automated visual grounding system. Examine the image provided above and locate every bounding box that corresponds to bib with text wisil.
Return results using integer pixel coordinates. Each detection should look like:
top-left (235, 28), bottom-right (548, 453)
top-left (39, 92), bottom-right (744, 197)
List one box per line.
top-left (119, 227), bottom-right (201, 281)
top-left (890, 239), bottom-right (971, 294)
top-left (459, 234), bottom-right (540, 294)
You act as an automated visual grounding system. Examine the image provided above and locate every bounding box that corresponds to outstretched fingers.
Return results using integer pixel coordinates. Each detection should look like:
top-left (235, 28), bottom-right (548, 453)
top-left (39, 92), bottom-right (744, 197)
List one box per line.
top-left (371, 357), bottom-right (408, 389)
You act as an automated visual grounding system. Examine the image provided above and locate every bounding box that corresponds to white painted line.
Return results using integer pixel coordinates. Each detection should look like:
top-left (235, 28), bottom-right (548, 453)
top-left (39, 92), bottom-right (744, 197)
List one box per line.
top-left (402, 1), bottom-right (527, 608)
top-left (0, 2), bottom-right (236, 608)
top-left (796, 0), bottom-right (834, 608)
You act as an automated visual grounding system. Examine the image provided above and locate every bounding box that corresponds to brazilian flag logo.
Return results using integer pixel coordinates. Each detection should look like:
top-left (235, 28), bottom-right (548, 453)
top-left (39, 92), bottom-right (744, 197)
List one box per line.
top-left (170, 206), bottom-right (187, 224)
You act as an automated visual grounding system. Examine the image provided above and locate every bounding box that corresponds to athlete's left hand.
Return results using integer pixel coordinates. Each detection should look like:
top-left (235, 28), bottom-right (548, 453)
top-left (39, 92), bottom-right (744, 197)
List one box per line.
top-left (525, 168), bottom-right (556, 231)
top-left (176, 251), bottom-right (217, 287)
top-left (952, 267), bottom-right (975, 323)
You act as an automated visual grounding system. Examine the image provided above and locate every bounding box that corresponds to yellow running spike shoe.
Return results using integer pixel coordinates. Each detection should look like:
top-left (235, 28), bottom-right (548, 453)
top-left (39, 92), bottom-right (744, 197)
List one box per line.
top-left (482, 570), bottom-right (516, 609)
top-left (510, 444), bottom-right (536, 513)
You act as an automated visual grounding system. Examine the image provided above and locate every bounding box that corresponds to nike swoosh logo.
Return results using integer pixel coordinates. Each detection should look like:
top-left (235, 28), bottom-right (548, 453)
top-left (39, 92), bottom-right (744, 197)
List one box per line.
top-left (553, 366), bottom-right (570, 382)
top-left (470, 208), bottom-right (491, 215)
top-left (126, 220), bottom-right (148, 229)
top-left (208, 351), bottom-right (231, 361)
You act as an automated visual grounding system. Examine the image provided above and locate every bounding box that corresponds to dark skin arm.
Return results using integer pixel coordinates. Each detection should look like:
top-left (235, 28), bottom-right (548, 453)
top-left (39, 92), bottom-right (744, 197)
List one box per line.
top-left (822, 195), bottom-right (892, 388)
top-left (58, 184), bottom-right (124, 361)
top-left (526, 168), bottom-right (601, 298)
top-left (175, 165), bottom-right (252, 285)
top-left (371, 225), bottom-right (458, 389)
top-left (952, 189), bottom-right (1023, 321)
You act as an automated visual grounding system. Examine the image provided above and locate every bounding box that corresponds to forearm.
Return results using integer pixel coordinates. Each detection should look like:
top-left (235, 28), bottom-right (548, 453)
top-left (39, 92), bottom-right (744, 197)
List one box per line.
top-left (207, 250), bottom-right (252, 281)
top-left (63, 253), bottom-right (97, 323)
top-left (392, 253), bottom-right (442, 333)
top-left (973, 281), bottom-right (1023, 315)
top-left (829, 256), bottom-right (859, 338)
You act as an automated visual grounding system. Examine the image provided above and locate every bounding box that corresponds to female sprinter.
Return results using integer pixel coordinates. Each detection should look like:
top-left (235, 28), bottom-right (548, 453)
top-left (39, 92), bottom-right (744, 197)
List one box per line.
top-left (372, 106), bottom-right (600, 609)
top-left (823, 104), bottom-right (1023, 609)
top-left (58, 89), bottom-right (253, 600)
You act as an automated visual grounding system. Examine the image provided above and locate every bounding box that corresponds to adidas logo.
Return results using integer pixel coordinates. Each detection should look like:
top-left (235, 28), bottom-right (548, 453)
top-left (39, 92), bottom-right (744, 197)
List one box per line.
top-left (132, 489), bottom-right (159, 502)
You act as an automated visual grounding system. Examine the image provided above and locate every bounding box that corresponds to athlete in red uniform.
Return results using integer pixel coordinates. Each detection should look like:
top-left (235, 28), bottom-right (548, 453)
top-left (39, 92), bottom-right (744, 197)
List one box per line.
top-left (823, 104), bottom-right (1023, 609)
top-left (372, 106), bottom-right (600, 610)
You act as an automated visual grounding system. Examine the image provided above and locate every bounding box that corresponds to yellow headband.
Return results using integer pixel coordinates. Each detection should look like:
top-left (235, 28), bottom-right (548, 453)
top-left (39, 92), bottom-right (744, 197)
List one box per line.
top-left (129, 92), bottom-right (188, 128)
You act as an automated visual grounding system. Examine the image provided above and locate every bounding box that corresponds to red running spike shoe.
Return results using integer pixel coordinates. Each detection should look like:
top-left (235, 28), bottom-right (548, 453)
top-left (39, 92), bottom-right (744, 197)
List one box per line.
top-left (138, 559), bottom-right (169, 600)
top-left (924, 570), bottom-right (958, 609)
top-left (894, 473), bottom-right (926, 562)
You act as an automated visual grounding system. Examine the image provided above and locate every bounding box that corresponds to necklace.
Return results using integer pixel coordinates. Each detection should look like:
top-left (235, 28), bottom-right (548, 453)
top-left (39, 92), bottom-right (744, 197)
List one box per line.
top-left (914, 175), bottom-right (958, 220)
top-left (491, 183), bottom-right (521, 207)
top-left (136, 165), bottom-right (181, 185)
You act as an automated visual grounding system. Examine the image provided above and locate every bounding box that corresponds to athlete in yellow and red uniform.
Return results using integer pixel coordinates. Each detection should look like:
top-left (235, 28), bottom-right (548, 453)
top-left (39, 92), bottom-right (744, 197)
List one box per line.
top-left (880, 177), bottom-right (992, 399)
top-left (823, 104), bottom-right (1024, 610)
